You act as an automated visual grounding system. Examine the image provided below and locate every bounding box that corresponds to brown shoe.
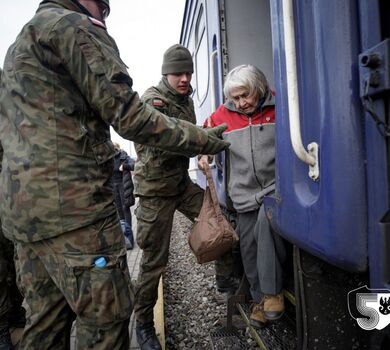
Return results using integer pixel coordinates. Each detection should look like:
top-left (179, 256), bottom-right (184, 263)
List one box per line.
top-left (263, 293), bottom-right (285, 321)
top-left (250, 302), bottom-right (268, 328)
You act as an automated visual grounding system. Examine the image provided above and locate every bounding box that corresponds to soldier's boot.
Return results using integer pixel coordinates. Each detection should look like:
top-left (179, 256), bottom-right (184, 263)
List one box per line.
top-left (0, 325), bottom-right (13, 350)
top-left (263, 293), bottom-right (285, 321)
top-left (136, 321), bottom-right (162, 350)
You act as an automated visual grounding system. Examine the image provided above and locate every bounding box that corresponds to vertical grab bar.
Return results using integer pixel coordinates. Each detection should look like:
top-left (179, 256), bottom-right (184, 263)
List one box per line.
top-left (282, 0), bottom-right (319, 181)
top-left (210, 50), bottom-right (218, 114)
top-left (207, 50), bottom-right (220, 169)
top-left (207, 49), bottom-right (224, 172)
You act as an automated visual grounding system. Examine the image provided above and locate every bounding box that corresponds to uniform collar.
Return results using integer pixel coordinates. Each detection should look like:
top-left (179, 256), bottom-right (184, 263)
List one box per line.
top-left (159, 76), bottom-right (193, 104)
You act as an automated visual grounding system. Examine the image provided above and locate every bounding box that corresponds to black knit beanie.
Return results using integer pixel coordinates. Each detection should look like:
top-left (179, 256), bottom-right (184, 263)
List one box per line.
top-left (161, 44), bottom-right (194, 75)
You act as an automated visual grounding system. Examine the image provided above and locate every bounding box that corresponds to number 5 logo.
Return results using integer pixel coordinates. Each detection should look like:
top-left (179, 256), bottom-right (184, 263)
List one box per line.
top-left (348, 286), bottom-right (390, 331)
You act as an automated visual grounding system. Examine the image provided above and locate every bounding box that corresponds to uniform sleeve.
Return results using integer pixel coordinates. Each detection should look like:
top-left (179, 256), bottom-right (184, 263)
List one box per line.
top-left (141, 90), bottom-right (167, 114)
top-left (49, 18), bottom-right (208, 157)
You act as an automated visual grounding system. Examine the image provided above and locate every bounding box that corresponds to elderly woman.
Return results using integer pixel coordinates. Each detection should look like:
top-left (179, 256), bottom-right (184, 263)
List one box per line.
top-left (198, 64), bottom-right (286, 327)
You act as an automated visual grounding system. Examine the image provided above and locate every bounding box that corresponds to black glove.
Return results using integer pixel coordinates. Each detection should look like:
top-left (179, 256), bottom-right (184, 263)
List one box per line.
top-left (201, 124), bottom-right (230, 155)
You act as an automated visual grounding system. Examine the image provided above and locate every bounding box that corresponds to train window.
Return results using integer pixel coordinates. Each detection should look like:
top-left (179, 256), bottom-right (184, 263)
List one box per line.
top-left (187, 31), bottom-right (195, 56)
top-left (194, 4), bottom-right (209, 103)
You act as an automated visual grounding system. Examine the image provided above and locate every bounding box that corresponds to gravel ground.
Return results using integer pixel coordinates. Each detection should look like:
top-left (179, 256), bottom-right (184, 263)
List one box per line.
top-left (163, 212), bottom-right (260, 350)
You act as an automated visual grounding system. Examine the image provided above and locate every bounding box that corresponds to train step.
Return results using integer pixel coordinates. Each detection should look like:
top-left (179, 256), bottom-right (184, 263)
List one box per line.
top-left (209, 327), bottom-right (249, 350)
top-left (236, 302), bottom-right (297, 350)
top-left (213, 290), bottom-right (297, 350)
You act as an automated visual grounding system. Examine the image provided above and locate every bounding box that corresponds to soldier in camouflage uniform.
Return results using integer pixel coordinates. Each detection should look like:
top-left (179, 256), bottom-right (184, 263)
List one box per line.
top-left (0, 1), bottom-right (229, 349)
top-left (133, 45), bottom-right (205, 350)
top-left (133, 45), bottom-right (239, 350)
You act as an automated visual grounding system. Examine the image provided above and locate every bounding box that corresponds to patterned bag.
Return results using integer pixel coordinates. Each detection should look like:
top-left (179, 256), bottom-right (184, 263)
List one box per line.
top-left (188, 165), bottom-right (239, 264)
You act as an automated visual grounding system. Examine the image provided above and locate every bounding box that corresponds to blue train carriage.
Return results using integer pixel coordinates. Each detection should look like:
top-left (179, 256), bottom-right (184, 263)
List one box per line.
top-left (181, 0), bottom-right (390, 349)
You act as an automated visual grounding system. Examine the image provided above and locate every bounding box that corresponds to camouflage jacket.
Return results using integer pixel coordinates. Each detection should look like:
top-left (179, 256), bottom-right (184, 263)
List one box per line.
top-left (0, 0), bottom-right (212, 242)
top-left (134, 77), bottom-right (196, 196)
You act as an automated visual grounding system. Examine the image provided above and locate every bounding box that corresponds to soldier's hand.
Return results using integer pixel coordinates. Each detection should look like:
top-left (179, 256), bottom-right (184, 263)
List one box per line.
top-left (201, 124), bottom-right (230, 155)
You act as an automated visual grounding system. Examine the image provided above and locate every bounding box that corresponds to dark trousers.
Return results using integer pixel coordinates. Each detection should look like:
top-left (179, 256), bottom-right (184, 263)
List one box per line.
top-left (237, 205), bottom-right (286, 303)
top-left (0, 225), bottom-right (23, 328)
top-left (113, 182), bottom-right (133, 243)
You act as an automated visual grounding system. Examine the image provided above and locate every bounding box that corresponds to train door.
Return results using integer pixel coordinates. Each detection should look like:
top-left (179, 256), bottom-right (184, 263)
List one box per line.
top-left (265, 0), bottom-right (368, 273)
top-left (181, 0), bottom-right (274, 210)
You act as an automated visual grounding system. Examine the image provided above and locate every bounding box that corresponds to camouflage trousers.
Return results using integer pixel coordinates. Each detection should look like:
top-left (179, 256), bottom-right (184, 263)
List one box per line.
top-left (134, 181), bottom-right (204, 323)
top-left (0, 223), bottom-right (23, 328)
top-left (15, 213), bottom-right (134, 350)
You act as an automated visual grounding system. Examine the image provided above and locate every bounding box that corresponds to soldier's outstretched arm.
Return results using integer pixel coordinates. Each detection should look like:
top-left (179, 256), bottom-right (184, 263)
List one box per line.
top-left (52, 17), bottom-right (229, 156)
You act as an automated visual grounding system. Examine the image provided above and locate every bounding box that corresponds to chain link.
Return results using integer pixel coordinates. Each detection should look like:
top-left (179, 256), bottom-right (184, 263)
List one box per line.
top-left (362, 80), bottom-right (390, 137)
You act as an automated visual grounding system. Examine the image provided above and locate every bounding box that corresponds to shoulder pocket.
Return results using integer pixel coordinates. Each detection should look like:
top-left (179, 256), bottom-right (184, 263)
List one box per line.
top-left (75, 29), bottom-right (132, 89)
top-left (75, 29), bottom-right (106, 75)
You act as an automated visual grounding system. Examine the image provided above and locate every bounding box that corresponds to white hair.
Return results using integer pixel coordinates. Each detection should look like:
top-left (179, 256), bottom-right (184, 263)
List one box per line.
top-left (223, 64), bottom-right (270, 101)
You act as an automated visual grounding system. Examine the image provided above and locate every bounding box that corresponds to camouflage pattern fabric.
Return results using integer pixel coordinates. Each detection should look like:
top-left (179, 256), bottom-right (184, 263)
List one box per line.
top-left (133, 76), bottom-right (204, 322)
top-left (0, 0), bottom-right (227, 244)
top-left (134, 180), bottom-right (203, 323)
top-left (133, 77), bottom-right (236, 319)
top-left (134, 76), bottom-right (197, 196)
top-left (15, 213), bottom-right (133, 350)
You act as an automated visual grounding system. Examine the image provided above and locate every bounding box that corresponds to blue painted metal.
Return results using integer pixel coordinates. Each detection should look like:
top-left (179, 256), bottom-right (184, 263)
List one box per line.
top-left (359, 39), bottom-right (390, 98)
top-left (265, 0), bottom-right (368, 271)
top-left (358, 0), bottom-right (389, 288)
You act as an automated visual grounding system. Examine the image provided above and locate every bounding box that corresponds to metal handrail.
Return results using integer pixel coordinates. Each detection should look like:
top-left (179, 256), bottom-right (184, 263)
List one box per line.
top-left (209, 49), bottom-right (218, 113)
top-left (282, 0), bottom-right (319, 180)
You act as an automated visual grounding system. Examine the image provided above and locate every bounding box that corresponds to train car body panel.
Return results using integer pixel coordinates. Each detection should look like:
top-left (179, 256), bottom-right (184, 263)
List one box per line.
top-left (266, 1), bottom-right (368, 272)
top-left (266, 0), bottom-right (390, 288)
